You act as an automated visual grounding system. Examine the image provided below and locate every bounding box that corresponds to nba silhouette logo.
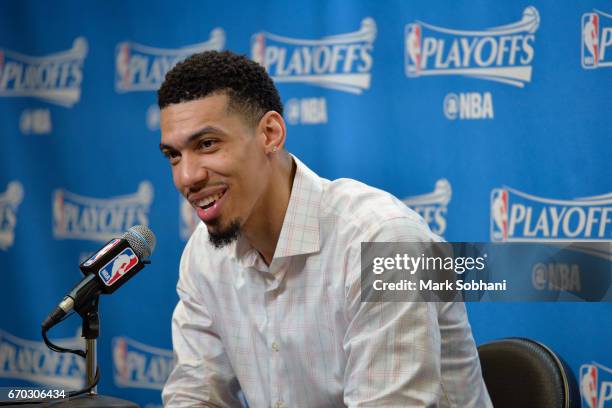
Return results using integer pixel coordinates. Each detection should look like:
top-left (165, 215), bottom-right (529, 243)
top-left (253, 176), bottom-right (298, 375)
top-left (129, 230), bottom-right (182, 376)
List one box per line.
top-left (490, 189), bottom-right (508, 241)
top-left (251, 33), bottom-right (266, 66)
top-left (582, 13), bottom-right (600, 68)
top-left (582, 364), bottom-right (599, 408)
top-left (113, 338), bottom-right (129, 382)
top-left (405, 23), bottom-right (422, 76)
top-left (116, 43), bottom-right (131, 88)
top-left (98, 248), bottom-right (138, 286)
top-left (581, 363), bottom-right (612, 408)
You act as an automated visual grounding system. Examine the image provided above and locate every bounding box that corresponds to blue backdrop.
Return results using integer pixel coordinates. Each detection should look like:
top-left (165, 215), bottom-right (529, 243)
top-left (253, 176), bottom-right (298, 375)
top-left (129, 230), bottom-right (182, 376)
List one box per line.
top-left (1, 1), bottom-right (611, 407)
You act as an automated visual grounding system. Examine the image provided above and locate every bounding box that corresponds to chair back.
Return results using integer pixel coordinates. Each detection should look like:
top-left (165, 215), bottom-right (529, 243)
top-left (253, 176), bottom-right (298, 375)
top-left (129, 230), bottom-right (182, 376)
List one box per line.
top-left (478, 338), bottom-right (580, 408)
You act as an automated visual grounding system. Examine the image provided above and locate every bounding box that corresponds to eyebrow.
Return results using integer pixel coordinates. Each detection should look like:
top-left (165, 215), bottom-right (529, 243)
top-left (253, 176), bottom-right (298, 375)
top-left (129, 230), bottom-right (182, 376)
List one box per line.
top-left (159, 125), bottom-right (226, 152)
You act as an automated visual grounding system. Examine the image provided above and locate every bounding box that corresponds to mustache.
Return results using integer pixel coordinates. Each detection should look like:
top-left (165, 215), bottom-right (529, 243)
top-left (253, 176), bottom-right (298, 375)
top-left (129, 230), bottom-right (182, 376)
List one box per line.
top-left (185, 181), bottom-right (228, 195)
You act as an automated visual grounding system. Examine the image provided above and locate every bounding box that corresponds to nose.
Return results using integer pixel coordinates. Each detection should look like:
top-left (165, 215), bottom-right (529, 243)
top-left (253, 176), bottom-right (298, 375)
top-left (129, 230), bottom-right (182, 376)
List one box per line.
top-left (175, 152), bottom-right (208, 193)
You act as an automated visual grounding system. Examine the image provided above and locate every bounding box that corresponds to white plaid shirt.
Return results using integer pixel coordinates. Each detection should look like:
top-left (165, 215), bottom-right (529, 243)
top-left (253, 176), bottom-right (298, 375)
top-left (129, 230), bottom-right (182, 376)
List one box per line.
top-left (162, 156), bottom-right (492, 408)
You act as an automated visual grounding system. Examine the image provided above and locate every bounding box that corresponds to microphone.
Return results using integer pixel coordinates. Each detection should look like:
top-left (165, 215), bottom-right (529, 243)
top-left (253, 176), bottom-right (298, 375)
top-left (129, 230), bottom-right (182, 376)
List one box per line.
top-left (42, 225), bottom-right (156, 330)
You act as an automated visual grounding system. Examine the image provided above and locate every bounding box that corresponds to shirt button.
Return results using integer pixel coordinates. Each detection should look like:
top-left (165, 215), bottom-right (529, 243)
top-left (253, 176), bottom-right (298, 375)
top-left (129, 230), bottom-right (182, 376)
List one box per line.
top-left (271, 341), bottom-right (280, 352)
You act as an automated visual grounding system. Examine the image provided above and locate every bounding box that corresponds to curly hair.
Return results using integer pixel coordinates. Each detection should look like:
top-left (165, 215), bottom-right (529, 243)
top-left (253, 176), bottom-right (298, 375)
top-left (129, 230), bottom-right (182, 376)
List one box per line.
top-left (157, 51), bottom-right (283, 125)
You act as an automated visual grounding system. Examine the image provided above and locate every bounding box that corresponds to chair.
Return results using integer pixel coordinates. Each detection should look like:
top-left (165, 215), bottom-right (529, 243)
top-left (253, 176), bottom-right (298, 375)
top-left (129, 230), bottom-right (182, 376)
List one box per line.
top-left (477, 337), bottom-right (580, 408)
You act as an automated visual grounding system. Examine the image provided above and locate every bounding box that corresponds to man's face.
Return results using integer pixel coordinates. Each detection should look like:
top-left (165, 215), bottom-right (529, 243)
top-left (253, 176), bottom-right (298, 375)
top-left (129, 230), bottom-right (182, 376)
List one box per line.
top-left (160, 93), bottom-right (270, 247)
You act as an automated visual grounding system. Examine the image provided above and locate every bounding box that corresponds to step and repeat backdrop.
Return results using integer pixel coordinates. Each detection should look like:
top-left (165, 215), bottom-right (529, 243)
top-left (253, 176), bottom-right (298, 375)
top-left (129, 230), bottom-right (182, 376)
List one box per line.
top-left (1, 1), bottom-right (611, 407)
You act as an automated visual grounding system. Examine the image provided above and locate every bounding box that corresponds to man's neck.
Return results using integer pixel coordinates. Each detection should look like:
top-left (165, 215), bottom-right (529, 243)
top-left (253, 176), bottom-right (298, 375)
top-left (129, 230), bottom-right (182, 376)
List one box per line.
top-left (243, 154), bottom-right (296, 266)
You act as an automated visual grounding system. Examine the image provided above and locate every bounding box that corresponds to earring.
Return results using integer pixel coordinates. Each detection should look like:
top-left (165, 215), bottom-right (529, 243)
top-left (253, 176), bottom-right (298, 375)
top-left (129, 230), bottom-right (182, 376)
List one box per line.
top-left (272, 146), bottom-right (278, 152)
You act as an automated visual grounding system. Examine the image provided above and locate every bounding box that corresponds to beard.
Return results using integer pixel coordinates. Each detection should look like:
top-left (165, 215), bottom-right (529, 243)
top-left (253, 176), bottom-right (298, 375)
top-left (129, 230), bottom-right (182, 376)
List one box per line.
top-left (207, 218), bottom-right (241, 248)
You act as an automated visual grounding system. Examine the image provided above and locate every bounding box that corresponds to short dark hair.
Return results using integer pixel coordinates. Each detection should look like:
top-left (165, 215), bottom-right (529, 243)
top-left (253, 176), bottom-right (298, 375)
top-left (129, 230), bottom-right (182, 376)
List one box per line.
top-left (157, 50), bottom-right (283, 125)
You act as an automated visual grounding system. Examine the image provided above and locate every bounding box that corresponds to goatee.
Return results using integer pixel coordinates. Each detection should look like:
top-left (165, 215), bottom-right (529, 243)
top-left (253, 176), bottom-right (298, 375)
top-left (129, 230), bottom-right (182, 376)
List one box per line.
top-left (208, 219), bottom-right (241, 248)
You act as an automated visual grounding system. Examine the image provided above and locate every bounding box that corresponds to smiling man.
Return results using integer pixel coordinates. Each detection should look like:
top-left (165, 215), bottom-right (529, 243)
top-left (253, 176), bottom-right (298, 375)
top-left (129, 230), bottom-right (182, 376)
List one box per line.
top-left (159, 91), bottom-right (292, 256)
top-left (159, 51), bottom-right (491, 407)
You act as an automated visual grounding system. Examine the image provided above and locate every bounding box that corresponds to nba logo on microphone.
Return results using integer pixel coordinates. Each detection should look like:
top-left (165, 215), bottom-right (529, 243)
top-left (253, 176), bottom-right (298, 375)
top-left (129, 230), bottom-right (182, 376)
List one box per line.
top-left (99, 248), bottom-right (139, 286)
top-left (580, 363), bottom-right (612, 408)
top-left (582, 10), bottom-right (612, 69)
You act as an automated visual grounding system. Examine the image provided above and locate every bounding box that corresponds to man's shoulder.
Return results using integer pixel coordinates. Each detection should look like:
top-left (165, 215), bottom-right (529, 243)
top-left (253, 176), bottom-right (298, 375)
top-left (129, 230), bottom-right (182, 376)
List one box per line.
top-left (320, 177), bottom-right (433, 240)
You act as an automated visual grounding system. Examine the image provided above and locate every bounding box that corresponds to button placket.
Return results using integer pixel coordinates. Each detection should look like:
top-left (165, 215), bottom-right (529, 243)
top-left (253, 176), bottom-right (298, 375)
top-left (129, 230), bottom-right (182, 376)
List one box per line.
top-left (267, 258), bottom-right (290, 407)
top-left (266, 286), bottom-right (282, 407)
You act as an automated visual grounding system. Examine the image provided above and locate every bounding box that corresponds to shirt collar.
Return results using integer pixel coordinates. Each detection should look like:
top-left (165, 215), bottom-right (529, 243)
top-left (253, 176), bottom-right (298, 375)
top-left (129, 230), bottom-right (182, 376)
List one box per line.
top-left (230, 154), bottom-right (322, 265)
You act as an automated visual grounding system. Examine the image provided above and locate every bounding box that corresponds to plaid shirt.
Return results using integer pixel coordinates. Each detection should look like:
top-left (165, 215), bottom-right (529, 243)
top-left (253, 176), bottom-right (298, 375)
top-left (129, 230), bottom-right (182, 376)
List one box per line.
top-left (162, 156), bottom-right (492, 407)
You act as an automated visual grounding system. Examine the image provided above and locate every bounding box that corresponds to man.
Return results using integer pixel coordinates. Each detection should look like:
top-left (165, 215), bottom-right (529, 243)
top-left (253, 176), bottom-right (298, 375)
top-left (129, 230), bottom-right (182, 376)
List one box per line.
top-left (159, 51), bottom-right (491, 407)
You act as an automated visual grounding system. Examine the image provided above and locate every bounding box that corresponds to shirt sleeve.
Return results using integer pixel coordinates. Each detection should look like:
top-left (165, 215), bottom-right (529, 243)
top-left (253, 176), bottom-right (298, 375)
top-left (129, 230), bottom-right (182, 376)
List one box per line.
top-left (343, 215), bottom-right (492, 408)
top-left (162, 235), bottom-right (243, 407)
top-left (342, 216), bottom-right (447, 407)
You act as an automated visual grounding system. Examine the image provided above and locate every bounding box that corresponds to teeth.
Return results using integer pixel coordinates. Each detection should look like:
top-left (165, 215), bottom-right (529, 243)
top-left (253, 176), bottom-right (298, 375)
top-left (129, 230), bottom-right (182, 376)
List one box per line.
top-left (196, 192), bottom-right (223, 208)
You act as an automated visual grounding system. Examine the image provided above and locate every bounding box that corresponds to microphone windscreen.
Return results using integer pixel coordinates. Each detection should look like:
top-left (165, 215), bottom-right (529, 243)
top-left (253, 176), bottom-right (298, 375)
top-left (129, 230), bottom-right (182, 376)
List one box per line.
top-left (124, 225), bottom-right (156, 259)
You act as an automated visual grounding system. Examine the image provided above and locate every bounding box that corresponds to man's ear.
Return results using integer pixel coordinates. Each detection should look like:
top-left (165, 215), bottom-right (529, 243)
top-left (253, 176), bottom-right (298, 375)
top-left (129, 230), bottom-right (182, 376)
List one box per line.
top-left (258, 111), bottom-right (286, 154)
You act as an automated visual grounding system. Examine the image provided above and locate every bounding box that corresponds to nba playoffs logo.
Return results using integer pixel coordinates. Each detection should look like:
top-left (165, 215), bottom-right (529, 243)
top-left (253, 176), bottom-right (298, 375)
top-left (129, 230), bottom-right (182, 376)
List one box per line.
top-left (0, 181), bottom-right (24, 250)
top-left (53, 181), bottom-right (153, 242)
top-left (0, 329), bottom-right (86, 388)
top-left (115, 28), bottom-right (225, 92)
top-left (251, 18), bottom-right (376, 94)
top-left (403, 179), bottom-right (452, 236)
top-left (580, 363), bottom-right (612, 408)
top-left (582, 10), bottom-right (612, 69)
top-left (0, 37), bottom-right (87, 106)
top-left (491, 187), bottom-right (612, 241)
top-left (113, 337), bottom-right (174, 390)
top-left (98, 248), bottom-right (139, 286)
top-left (405, 7), bottom-right (539, 87)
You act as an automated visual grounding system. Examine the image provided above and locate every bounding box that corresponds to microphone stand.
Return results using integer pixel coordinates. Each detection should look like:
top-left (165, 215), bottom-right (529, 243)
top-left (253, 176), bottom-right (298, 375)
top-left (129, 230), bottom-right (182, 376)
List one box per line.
top-left (51, 295), bottom-right (138, 407)
top-left (82, 296), bottom-right (99, 396)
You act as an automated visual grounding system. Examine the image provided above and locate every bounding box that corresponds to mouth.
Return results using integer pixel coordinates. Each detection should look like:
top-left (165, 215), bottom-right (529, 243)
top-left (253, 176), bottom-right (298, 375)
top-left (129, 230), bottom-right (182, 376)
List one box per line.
top-left (191, 188), bottom-right (227, 223)
top-left (195, 190), bottom-right (226, 209)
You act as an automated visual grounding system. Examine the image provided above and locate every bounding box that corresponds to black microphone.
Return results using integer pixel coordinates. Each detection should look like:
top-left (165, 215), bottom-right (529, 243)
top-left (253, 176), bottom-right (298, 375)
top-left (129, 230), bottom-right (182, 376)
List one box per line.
top-left (42, 225), bottom-right (156, 330)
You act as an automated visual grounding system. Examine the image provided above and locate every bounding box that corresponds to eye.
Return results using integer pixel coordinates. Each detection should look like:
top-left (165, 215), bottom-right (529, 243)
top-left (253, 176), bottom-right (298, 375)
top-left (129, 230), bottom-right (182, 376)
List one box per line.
top-left (198, 139), bottom-right (218, 150)
top-left (163, 150), bottom-right (180, 165)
